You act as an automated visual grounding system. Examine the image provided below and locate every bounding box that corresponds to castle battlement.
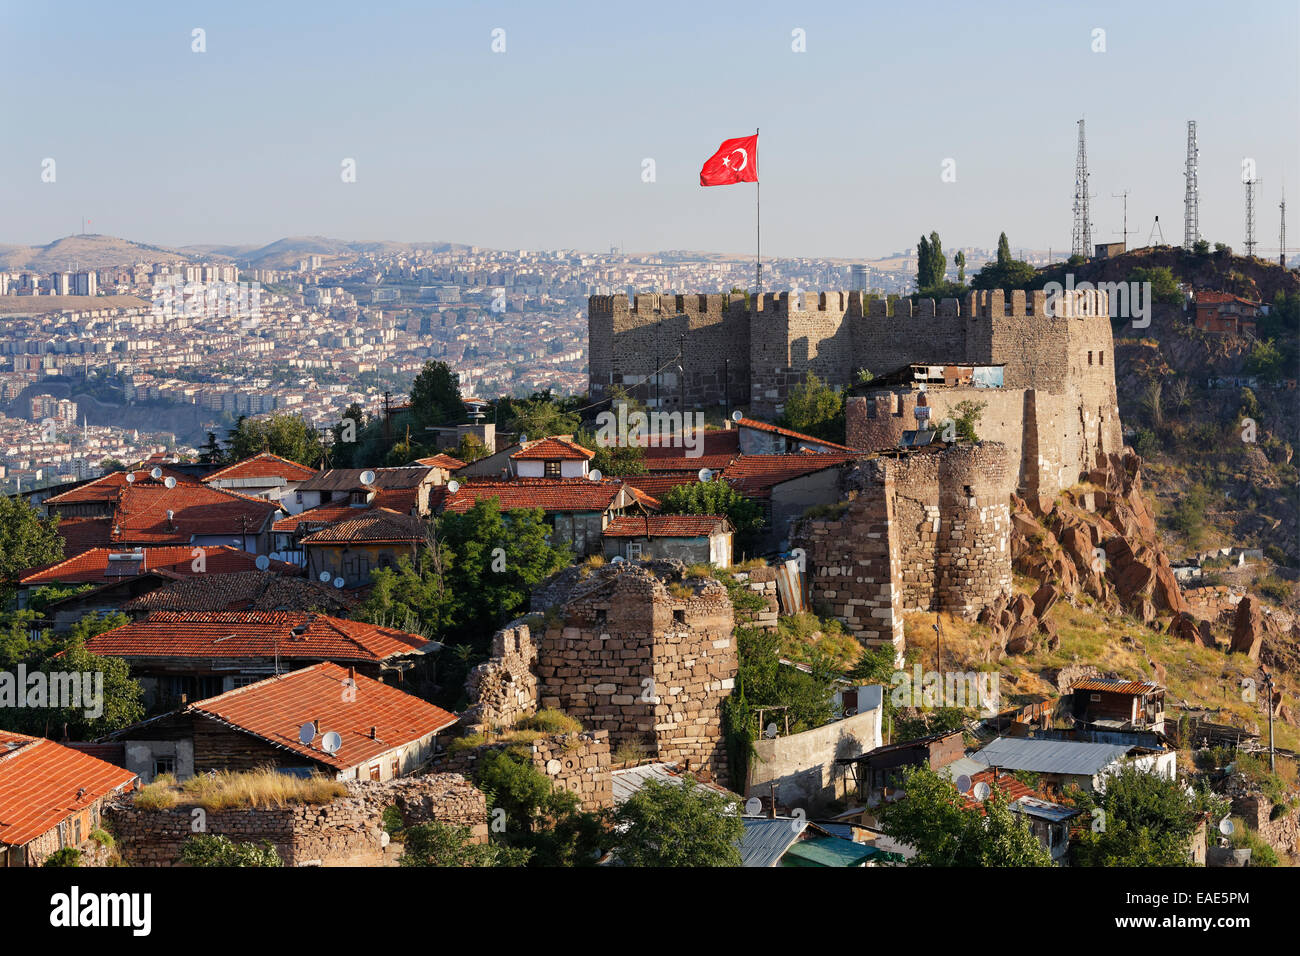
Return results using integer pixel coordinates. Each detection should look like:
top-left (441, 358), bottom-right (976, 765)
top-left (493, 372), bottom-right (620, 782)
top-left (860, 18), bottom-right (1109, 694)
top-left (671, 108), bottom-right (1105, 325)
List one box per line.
top-left (591, 288), bottom-right (1110, 321)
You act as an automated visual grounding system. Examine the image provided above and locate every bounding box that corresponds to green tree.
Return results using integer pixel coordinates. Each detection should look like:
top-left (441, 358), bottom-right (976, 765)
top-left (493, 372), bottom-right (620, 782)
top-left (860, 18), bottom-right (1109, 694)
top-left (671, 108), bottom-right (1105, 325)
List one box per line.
top-left (954, 250), bottom-right (966, 284)
top-left (180, 835), bottom-right (282, 867)
top-left (1129, 266), bottom-right (1182, 306)
top-left (456, 433), bottom-right (490, 463)
top-left (42, 847), bottom-right (83, 867)
top-left (409, 360), bottom-right (463, 428)
top-left (1245, 339), bottom-right (1285, 383)
top-left (575, 428), bottom-right (647, 476)
top-left (331, 402), bottom-right (366, 468)
top-left (224, 412), bottom-right (323, 466)
top-left (0, 494), bottom-right (63, 600)
top-left (949, 399), bottom-right (987, 443)
top-left (197, 432), bottom-right (223, 466)
top-left (659, 481), bottom-right (765, 555)
top-left (1069, 765), bottom-right (1200, 866)
top-left (876, 764), bottom-right (1054, 866)
top-left (779, 372), bottom-right (844, 442)
top-left (971, 233), bottom-right (1038, 291)
top-left (399, 821), bottom-right (530, 867)
top-left (475, 748), bottom-right (608, 866)
top-left (505, 394), bottom-right (581, 440)
top-left (611, 777), bottom-right (743, 866)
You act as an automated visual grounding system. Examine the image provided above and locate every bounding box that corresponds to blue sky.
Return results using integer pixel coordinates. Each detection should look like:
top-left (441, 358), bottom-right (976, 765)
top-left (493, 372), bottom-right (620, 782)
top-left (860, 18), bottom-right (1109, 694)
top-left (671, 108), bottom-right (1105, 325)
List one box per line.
top-left (2, 0), bottom-right (1296, 258)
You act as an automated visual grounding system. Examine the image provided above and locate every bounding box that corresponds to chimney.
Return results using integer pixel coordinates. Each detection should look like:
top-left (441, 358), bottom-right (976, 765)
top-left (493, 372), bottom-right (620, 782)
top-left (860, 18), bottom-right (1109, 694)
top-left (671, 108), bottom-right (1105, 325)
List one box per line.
top-left (347, 665), bottom-right (356, 682)
top-left (370, 726), bottom-right (378, 739)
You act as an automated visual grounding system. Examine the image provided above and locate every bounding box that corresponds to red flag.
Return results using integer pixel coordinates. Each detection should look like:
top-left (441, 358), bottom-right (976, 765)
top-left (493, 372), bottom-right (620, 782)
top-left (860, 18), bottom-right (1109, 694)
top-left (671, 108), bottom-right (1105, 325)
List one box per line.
top-left (700, 134), bottom-right (758, 186)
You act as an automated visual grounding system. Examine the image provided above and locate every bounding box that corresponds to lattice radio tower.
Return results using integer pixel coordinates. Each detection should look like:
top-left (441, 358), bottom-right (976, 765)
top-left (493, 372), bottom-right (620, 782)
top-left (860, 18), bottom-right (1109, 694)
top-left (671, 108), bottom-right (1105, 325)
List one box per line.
top-left (1280, 190), bottom-right (1288, 268)
top-left (1245, 176), bottom-right (1260, 258)
top-left (1072, 119), bottom-right (1092, 257)
top-left (1183, 121), bottom-right (1199, 248)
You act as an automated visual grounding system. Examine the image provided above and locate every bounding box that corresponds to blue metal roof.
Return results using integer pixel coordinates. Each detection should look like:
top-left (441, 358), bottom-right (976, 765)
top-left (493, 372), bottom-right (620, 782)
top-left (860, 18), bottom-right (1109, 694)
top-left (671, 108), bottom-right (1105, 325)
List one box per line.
top-left (971, 736), bottom-right (1133, 776)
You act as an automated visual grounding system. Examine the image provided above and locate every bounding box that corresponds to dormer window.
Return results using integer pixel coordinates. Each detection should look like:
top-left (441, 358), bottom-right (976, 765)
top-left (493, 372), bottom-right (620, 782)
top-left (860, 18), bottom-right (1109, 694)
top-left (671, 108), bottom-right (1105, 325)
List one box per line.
top-left (544, 460), bottom-right (561, 477)
top-left (350, 490), bottom-right (368, 505)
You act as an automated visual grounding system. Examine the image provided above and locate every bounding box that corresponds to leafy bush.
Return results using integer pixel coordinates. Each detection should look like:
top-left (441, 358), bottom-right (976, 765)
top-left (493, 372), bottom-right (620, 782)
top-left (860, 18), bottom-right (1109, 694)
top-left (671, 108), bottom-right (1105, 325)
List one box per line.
top-left (400, 822), bottom-right (530, 867)
top-left (180, 834), bottom-right (282, 867)
top-left (42, 847), bottom-right (82, 867)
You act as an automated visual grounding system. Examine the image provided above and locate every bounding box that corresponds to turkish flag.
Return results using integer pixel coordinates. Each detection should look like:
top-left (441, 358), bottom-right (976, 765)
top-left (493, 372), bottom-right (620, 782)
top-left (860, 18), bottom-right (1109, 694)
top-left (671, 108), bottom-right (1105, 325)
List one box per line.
top-left (700, 134), bottom-right (758, 186)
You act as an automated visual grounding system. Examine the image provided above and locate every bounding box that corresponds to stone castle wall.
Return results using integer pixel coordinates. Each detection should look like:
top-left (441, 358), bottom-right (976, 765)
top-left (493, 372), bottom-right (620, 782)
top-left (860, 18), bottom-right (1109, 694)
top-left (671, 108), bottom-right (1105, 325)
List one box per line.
top-left (589, 290), bottom-right (1121, 464)
top-left (534, 563), bottom-right (737, 781)
top-left (794, 443), bottom-right (1015, 649)
top-left (430, 731), bottom-right (613, 812)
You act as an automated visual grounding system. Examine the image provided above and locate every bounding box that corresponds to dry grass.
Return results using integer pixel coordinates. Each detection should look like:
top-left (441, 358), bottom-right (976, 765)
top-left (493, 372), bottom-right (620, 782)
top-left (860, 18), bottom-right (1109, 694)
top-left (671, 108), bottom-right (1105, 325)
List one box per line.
top-left (131, 769), bottom-right (346, 811)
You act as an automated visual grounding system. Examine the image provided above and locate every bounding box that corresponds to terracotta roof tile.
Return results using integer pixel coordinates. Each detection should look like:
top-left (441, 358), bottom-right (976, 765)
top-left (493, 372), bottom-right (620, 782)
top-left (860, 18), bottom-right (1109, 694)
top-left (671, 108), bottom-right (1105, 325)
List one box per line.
top-left (0, 736), bottom-right (137, 848)
top-left (510, 437), bottom-right (595, 461)
top-left (297, 508), bottom-right (427, 545)
top-left (621, 475), bottom-right (701, 499)
top-left (603, 514), bottom-right (731, 537)
top-left (298, 467), bottom-right (432, 492)
top-left (21, 546), bottom-right (297, 585)
top-left (735, 417), bottom-right (855, 451)
top-left (184, 662), bottom-right (457, 770)
top-left (442, 478), bottom-right (634, 514)
top-left (121, 572), bottom-right (358, 614)
top-left (721, 453), bottom-right (856, 498)
top-left (43, 467), bottom-right (201, 506)
top-left (83, 611), bottom-right (433, 663)
top-left (414, 453), bottom-right (465, 470)
top-left (201, 453), bottom-right (319, 484)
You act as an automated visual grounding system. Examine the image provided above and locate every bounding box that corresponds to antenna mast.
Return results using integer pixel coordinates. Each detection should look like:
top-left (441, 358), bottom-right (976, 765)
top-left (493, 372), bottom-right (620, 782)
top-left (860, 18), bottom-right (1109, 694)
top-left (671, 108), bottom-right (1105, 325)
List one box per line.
top-left (1183, 121), bottom-right (1199, 248)
top-left (1245, 176), bottom-right (1261, 258)
top-left (1280, 191), bottom-right (1288, 268)
top-left (1072, 119), bottom-right (1092, 258)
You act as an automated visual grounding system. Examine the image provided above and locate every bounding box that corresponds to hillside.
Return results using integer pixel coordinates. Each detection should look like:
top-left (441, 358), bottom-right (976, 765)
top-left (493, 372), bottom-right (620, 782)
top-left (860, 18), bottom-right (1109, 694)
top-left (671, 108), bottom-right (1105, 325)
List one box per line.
top-left (0, 234), bottom-right (204, 271)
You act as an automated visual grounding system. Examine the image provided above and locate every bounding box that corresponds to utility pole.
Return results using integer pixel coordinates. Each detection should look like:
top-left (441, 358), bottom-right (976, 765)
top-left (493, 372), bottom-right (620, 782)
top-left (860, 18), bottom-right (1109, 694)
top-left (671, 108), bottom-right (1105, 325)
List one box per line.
top-left (1113, 190), bottom-right (1138, 249)
top-left (1262, 669), bottom-right (1276, 773)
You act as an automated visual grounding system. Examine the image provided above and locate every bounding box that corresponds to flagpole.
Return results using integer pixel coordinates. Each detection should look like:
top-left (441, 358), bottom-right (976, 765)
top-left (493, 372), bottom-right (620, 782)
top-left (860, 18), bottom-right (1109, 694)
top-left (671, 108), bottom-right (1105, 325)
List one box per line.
top-left (755, 127), bottom-right (761, 295)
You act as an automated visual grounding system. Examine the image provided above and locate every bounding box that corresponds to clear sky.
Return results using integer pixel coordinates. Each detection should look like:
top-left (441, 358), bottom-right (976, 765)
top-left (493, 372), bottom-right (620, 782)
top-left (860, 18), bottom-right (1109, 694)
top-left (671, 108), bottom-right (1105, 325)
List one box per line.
top-left (2, 0), bottom-right (1296, 259)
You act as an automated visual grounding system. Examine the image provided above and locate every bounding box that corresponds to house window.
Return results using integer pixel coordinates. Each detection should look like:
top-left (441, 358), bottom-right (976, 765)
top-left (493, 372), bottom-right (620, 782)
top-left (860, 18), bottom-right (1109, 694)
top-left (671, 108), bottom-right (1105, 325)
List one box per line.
top-left (230, 675), bottom-right (262, 688)
top-left (1087, 351), bottom-right (1093, 365)
top-left (1089, 693), bottom-right (1101, 702)
top-left (594, 609), bottom-right (607, 628)
top-left (295, 492), bottom-right (303, 503)
top-left (544, 460), bottom-right (561, 477)
top-left (1099, 351), bottom-right (1104, 366)
top-left (391, 757), bottom-right (400, 777)
top-left (369, 764), bottom-right (382, 781)
top-left (74, 817), bottom-right (82, 845)
top-left (153, 756), bottom-right (176, 778)
top-left (673, 609), bottom-right (685, 625)
top-left (627, 543), bottom-right (643, 559)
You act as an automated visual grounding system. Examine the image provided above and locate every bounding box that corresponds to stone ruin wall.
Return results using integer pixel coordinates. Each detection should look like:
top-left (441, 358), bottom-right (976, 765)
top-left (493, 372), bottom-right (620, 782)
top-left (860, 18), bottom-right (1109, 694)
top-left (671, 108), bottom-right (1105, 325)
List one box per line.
top-left (793, 443), bottom-right (1014, 651)
top-left (430, 729), bottom-right (613, 812)
top-left (106, 774), bottom-right (487, 867)
top-left (533, 564), bottom-right (737, 782)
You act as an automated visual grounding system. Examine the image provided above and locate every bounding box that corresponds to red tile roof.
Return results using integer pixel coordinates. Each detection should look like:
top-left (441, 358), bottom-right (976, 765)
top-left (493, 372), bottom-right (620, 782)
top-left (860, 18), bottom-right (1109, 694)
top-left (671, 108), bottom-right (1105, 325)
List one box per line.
top-left (83, 611), bottom-right (434, 663)
top-left (0, 735), bottom-right (138, 848)
top-left (603, 514), bottom-right (731, 537)
top-left (121, 572), bottom-right (358, 614)
top-left (44, 467), bottom-right (201, 505)
top-left (621, 475), bottom-right (702, 499)
top-left (441, 478), bottom-right (634, 514)
top-left (643, 453), bottom-right (739, 473)
top-left (959, 769), bottom-right (1040, 812)
top-left (185, 662), bottom-right (458, 771)
top-left (297, 508), bottom-right (427, 545)
top-left (1194, 290), bottom-right (1259, 307)
top-left (414, 453), bottom-right (466, 470)
top-left (21, 546), bottom-right (297, 585)
top-left (721, 453), bottom-right (856, 498)
top-left (642, 430), bottom-right (739, 457)
top-left (273, 501), bottom-right (366, 533)
top-left (511, 437), bottom-right (595, 461)
top-left (56, 517), bottom-right (113, 555)
top-left (201, 453), bottom-right (319, 484)
top-left (735, 417), bottom-right (855, 452)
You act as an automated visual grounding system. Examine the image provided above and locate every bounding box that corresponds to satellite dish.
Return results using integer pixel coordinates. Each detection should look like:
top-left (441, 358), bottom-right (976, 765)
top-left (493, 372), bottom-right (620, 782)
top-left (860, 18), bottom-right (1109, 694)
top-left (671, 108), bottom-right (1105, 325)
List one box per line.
top-left (151, 467), bottom-right (163, 479)
top-left (610, 555), bottom-right (626, 564)
top-left (333, 577), bottom-right (345, 589)
top-left (446, 480), bottom-right (460, 493)
top-left (125, 473), bottom-right (136, 483)
top-left (298, 723), bottom-right (316, 746)
top-left (359, 469), bottom-right (376, 486)
top-left (588, 469), bottom-right (603, 481)
top-left (1219, 817), bottom-right (1235, 836)
top-left (731, 410), bottom-right (743, 422)
top-left (164, 476), bottom-right (177, 489)
top-left (321, 731), bottom-right (343, 755)
top-left (319, 571), bottom-right (331, 583)
top-left (519, 433), bottom-right (527, 444)
top-left (255, 554), bottom-right (270, 571)
top-left (165, 509), bottom-right (175, 521)
top-left (764, 722), bottom-right (779, 739)
top-left (698, 468), bottom-right (712, 482)
top-left (744, 797), bottom-right (762, 816)
top-left (973, 781), bottom-right (991, 801)
top-left (955, 774), bottom-right (971, 794)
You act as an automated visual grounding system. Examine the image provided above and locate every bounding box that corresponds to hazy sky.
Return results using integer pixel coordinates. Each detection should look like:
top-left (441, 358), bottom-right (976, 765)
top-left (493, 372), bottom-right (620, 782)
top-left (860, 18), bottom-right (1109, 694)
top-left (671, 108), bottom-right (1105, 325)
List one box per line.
top-left (2, 0), bottom-right (1296, 259)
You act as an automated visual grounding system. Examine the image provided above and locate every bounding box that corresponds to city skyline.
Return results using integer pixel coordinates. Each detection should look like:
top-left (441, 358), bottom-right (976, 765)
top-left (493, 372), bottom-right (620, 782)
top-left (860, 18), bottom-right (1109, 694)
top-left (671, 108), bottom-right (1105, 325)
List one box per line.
top-left (2, 0), bottom-right (1296, 259)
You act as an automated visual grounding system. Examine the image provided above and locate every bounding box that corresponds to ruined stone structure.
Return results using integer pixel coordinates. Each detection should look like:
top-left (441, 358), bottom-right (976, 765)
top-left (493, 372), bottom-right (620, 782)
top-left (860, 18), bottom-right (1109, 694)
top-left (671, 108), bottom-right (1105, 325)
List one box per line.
top-left (793, 443), bottom-right (1015, 650)
top-left (533, 562), bottom-right (738, 781)
top-left (431, 729), bottom-right (614, 812)
top-left (106, 774), bottom-right (487, 866)
top-left (460, 623), bottom-right (539, 733)
top-left (589, 289), bottom-right (1122, 500)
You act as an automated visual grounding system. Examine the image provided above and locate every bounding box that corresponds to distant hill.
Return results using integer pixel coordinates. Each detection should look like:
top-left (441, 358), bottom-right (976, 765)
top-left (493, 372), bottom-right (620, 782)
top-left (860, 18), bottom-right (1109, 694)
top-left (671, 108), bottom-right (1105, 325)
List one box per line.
top-left (0, 234), bottom-right (203, 272)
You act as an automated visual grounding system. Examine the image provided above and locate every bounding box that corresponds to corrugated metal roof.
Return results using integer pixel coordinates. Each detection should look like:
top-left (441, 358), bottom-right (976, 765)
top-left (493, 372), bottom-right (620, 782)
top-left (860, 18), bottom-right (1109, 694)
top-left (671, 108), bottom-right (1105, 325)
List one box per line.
top-left (739, 816), bottom-right (807, 868)
top-left (609, 763), bottom-right (734, 806)
top-left (1071, 678), bottom-right (1162, 695)
top-left (780, 836), bottom-right (877, 867)
top-left (938, 756), bottom-right (986, 782)
top-left (970, 736), bottom-right (1133, 776)
top-left (1013, 796), bottom-right (1080, 824)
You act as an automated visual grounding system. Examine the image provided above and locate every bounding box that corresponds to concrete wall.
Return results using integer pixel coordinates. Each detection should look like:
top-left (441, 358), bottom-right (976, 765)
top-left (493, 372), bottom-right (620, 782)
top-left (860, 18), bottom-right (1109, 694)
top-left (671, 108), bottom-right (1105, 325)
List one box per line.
top-left (746, 699), bottom-right (883, 812)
